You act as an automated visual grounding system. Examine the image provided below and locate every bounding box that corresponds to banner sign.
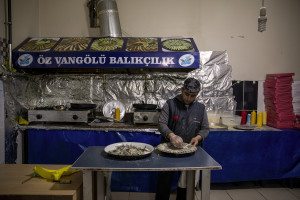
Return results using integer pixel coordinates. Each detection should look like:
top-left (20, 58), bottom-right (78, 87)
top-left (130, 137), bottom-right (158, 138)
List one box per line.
top-left (12, 37), bottom-right (200, 70)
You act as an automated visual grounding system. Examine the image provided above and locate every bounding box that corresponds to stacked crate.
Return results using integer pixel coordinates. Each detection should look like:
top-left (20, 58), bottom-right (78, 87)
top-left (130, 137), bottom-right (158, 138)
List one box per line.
top-left (264, 73), bottom-right (295, 128)
top-left (292, 81), bottom-right (300, 115)
top-left (292, 81), bottom-right (300, 129)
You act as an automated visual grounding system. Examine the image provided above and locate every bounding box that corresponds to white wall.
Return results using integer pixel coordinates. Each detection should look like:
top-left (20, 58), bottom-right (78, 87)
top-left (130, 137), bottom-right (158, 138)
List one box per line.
top-left (11, 0), bottom-right (39, 43)
top-left (8, 0), bottom-right (300, 81)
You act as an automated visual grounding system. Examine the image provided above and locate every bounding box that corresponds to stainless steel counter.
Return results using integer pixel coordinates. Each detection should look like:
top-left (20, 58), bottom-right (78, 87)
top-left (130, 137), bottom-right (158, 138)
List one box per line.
top-left (18, 123), bottom-right (159, 133)
top-left (18, 123), bottom-right (280, 133)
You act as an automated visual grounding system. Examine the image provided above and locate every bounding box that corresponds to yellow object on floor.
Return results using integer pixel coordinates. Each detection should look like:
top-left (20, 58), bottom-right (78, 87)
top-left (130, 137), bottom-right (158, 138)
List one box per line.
top-left (33, 165), bottom-right (78, 181)
top-left (18, 116), bottom-right (29, 125)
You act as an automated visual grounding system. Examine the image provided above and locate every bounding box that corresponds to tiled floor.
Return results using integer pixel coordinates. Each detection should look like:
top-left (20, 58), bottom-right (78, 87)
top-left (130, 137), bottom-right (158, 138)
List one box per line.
top-left (111, 179), bottom-right (300, 200)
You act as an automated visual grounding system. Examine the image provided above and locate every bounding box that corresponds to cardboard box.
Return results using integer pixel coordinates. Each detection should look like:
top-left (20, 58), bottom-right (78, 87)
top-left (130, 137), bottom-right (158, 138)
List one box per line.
top-left (0, 164), bottom-right (82, 200)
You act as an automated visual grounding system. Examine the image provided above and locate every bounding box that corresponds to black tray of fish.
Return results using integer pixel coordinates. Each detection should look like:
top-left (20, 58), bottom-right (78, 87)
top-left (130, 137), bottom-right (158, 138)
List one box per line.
top-left (104, 142), bottom-right (154, 160)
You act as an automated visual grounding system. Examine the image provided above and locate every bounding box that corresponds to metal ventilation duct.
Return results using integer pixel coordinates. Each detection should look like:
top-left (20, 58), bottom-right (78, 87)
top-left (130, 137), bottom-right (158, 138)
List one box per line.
top-left (97, 0), bottom-right (122, 37)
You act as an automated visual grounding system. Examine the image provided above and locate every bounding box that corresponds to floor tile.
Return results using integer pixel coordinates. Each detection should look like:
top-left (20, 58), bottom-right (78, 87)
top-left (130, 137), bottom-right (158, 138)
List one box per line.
top-left (211, 181), bottom-right (260, 190)
top-left (195, 190), bottom-right (232, 200)
top-left (111, 192), bottom-right (129, 200)
top-left (288, 188), bottom-right (300, 199)
top-left (110, 180), bottom-right (300, 200)
top-left (127, 192), bottom-right (176, 200)
top-left (227, 189), bottom-right (265, 200)
top-left (257, 188), bottom-right (299, 200)
top-left (210, 190), bottom-right (232, 200)
top-left (170, 191), bottom-right (177, 200)
top-left (128, 192), bottom-right (155, 200)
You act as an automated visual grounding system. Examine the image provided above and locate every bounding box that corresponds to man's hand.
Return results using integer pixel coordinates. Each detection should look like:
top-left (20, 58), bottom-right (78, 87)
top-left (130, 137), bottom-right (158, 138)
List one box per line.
top-left (169, 134), bottom-right (184, 148)
top-left (190, 135), bottom-right (202, 146)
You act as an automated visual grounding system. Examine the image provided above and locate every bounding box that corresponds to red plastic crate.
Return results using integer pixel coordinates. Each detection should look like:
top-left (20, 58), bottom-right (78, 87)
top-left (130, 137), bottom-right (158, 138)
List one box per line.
top-left (265, 103), bottom-right (294, 112)
top-left (266, 73), bottom-right (295, 79)
top-left (267, 110), bottom-right (296, 121)
top-left (264, 80), bottom-right (293, 88)
top-left (264, 95), bottom-right (293, 103)
top-left (263, 87), bottom-right (293, 96)
top-left (264, 73), bottom-right (295, 129)
top-left (267, 121), bottom-right (295, 129)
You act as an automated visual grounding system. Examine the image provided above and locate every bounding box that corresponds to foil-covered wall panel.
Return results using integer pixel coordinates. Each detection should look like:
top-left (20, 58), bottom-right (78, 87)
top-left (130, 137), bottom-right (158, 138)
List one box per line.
top-left (145, 73), bottom-right (187, 108)
top-left (2, 76), bottom-right (25, 164)
top-left (1, 50), bottom-right (236, 163)
top-left (190, 51), bottom-right (235, 113)
top-left (3, 51), bottom-right (234, 112)
top-left (200, 97), bottom-right (236, 114)
top-left (200, 51), bottom-right (229, 66)
top-left (5, 75), bottom-right (41, 109)
top-left (39, 75), bottom-right (103, 107)
top-left (104, 74), bottom-right (145, 112)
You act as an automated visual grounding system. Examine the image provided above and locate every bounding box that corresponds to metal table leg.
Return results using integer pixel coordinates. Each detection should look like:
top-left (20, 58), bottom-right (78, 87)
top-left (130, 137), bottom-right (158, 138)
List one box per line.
top-left (186, 170), bottom-right (196, 200)
top-left (96, 172), bottom-right (105, 200)
top-left (201, 170), bottom-right (211, 200)
top-left (96, 171), bottom-right (112, 200)
top-left (83, 170), bottom-right (93, 200)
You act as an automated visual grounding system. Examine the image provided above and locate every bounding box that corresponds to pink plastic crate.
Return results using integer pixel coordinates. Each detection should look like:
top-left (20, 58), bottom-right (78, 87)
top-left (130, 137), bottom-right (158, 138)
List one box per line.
top-left (266, 73), bottom-right (295, 79)
top-left (267, 120), bottom-right (295, 128)
top-left (267, 110), bottom-right (296, 121)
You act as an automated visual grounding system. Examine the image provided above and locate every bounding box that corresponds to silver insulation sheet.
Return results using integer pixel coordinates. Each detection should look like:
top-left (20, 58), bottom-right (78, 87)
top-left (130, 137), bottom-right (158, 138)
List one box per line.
top-left (2, 73), bottom-right (187, 113)
top-left (2, 50), bottom-right (235, 163)
top-left (189, 51), bottom-right (235, 113)
top-left (3, 51), bottom-right (234, 112)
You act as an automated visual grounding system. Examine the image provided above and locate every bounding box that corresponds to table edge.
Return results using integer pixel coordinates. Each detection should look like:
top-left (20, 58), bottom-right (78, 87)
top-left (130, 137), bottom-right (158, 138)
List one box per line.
top-left (71, 166), bottom-right (222, 171)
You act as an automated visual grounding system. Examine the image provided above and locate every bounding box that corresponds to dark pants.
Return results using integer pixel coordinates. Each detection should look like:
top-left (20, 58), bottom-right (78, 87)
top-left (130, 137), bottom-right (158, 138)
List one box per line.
top-left (155, 139), bottom-right (202, 200)
top-left (155, 171), bottom-right (187, 200)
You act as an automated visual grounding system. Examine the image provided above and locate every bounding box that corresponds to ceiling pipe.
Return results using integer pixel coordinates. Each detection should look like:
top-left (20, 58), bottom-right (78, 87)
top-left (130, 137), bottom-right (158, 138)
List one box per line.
top-left (7, 0), bottom-right (13, 72)
top-left (97, 0), bottom-right (122, 37)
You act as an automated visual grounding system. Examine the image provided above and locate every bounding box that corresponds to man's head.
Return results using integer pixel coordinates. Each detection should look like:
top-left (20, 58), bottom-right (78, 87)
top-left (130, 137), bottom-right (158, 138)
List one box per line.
top-left (181, 78), bottom-right (200, 105)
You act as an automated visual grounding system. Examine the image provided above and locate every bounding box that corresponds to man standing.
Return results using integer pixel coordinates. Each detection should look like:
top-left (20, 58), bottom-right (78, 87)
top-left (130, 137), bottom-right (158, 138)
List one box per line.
top-left (155, 77), bottom-right (210, 200)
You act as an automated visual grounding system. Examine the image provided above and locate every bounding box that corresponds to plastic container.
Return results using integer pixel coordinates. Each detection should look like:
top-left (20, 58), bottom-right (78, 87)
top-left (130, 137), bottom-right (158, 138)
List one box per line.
top-left (241, 110), bottom-right (247, 124)
top-left (207, 111), bottom-right (221, 123)
top-left (251, 110), bottom-right (256, 124)
top-left (247, 114), bottom-right (251, 125)
top-left (222, 115), bottom-right (241, 126)
top-left (114, 107), bottom-right (120, 122)
top-left (263, 111), bottom-right (267, 125)
top-left (257, 112), bottom-right (263, 127)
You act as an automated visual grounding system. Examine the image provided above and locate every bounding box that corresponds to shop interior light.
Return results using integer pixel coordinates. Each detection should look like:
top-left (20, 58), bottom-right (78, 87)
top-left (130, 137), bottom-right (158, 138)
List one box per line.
top-left (258, 0), bottom-right (267, 32)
